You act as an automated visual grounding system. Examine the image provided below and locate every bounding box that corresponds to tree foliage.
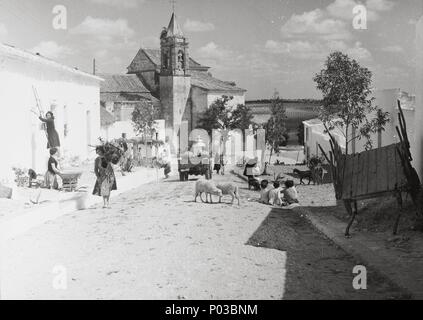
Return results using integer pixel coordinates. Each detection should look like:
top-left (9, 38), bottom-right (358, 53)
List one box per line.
top-left (198, 96), bottom-right (254, 132)
top-left (313, 51), bottom-right (390, 153)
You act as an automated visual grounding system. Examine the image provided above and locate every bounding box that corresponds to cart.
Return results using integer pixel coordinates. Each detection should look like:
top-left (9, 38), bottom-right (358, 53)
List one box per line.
top-left (178, 137), bottom-right (213, 182)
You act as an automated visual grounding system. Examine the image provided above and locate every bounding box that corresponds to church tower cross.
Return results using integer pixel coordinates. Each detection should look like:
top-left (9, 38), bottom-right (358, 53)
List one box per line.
top-left (170, 0), bottom-right (176, 13)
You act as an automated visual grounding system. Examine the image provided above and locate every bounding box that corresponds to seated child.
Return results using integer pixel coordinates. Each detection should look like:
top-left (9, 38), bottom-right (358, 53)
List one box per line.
top-left (268, 181), bottom-right (283, 206)
top-left (259, 180), bottom-right (272, 204)
top-left (281, 180), bottom-right (299, 206)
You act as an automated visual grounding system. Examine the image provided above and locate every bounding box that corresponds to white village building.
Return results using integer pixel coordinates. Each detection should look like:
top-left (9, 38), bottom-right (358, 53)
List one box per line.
top-left (0, 43), bottom-right (103, 187)
top-left (303, 89), bottom-right (416, 160)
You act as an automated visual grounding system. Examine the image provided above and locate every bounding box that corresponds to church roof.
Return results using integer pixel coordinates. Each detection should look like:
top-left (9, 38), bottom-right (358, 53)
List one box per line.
top-left (98, 73), bottom-right (158, 103)
top-left (99, 74), bottom-right (150, 93)
top-left (166, 13), bottom-right (184, 38)
top-left (128, 48), bottom-right (209, 73)
top-left (190, 71), bottom-right (246, 93)
top-left (100, 92), bottom-right (158, 103)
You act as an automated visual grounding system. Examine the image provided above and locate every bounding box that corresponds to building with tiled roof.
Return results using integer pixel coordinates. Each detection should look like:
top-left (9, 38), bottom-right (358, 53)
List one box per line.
top-left (128, 48), bottom-right (209, 75)
top-left (101, 13), bottom-right (246, 144)
top-left (126, 12), bottom-right (247, 142)
top-left (98, 73), bottom-right (159, 140)
top-left (99, 74), bottom-right (158, 103)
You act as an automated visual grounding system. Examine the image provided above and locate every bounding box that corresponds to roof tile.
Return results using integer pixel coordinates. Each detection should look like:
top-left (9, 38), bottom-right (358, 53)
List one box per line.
top-left (98, 74), bottom-right (150, 93)
top-left (191, 71), bottom-right (246, 93)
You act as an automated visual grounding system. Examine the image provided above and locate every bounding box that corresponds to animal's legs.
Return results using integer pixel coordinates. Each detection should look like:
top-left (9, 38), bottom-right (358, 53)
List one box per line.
top-left (345, 200), bottom-right (357, 237)
top-left (200, 192), bottom-right (207, 203)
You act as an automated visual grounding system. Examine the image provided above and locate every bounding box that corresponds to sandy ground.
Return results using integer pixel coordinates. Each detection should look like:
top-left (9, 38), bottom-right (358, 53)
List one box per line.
top-left (0, 173), bottom-right (285, 300)
top-left (0, 169), bottom-right (409, 300)
top-left (235, 164), bottom-right (423, 298)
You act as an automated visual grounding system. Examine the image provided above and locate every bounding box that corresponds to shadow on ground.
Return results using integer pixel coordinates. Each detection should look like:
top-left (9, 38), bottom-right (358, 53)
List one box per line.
top-left (245, 208), bottom-right (411, 299)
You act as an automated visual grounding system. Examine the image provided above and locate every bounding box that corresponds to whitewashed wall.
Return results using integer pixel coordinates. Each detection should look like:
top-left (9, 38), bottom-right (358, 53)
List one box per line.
top-left (304, 89), bottom-right (415, 160)
top-left (414, 17), bottom-right (423, 179)
top-left (304, 121), bottom-right (346, 160)
top-left (0, 45), bottom-right (102, 186)
top-left (101, 121), bottom-right (136, 141)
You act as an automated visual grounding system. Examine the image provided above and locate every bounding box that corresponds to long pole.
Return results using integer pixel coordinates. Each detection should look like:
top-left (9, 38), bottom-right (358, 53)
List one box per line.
top-left (32, 86), bottom-right (49, 141)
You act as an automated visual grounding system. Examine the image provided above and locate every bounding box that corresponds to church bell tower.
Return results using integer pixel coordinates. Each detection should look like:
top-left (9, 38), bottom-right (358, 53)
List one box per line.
top-left (160, 13), bottom-right (191, 152)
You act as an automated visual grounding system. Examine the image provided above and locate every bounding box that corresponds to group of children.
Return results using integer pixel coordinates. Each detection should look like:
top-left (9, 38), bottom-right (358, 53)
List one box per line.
top-left (258, 179), bottom-right (299, 207)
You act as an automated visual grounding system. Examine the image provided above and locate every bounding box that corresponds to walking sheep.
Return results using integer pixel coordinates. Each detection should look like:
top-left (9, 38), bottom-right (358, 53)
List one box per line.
top-left (194, 180), bottom-right (223, 204)
top-left (216, 183), bottom-right (240, 205)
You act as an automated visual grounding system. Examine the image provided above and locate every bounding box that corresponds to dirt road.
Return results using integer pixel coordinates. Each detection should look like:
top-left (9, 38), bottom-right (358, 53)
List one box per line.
top-left (0, 172), bottom-right (409, 299)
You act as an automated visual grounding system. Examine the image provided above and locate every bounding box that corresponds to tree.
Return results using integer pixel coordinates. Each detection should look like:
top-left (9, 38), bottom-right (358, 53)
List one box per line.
top-left (198, 96), bottom-right (254, 133)
top-left (313, 51), bottom-right (390, 154)
top-left (198, 96), bottom-right (254, 164)
top-left (265, 92), bottom-right (288, 165)
top-left (231, 103), bottom-right (255, 131)
top-left (132, 102), bottom-right (160, 139)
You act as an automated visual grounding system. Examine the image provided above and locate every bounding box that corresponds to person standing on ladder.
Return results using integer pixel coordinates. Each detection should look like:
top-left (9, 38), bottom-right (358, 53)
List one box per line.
top-left (38, 111), bottom-right (61, 154)
top-left (32, 86), bottom-right (61, 155)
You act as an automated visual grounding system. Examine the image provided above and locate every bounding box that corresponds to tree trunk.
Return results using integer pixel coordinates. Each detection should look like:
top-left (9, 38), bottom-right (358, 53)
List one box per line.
top-left (268, 146), bottom-right (274, 165)
top-left (264, 146), bottom-right (273, 176)
top-left (345, 125), bottom-right (349, 155)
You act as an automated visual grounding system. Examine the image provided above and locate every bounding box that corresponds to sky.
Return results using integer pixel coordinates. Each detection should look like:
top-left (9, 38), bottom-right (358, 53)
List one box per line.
top-left (0, 0), bottom-right (422, 99)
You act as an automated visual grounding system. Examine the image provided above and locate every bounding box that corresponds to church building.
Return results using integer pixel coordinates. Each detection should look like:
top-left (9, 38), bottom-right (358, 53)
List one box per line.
top-left (125, 13), bottom-right (246, 144)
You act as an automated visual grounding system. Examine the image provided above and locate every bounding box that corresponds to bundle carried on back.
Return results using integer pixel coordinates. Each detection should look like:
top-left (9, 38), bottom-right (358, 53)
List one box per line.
top-left (97, 138), bottom-right (124, 165)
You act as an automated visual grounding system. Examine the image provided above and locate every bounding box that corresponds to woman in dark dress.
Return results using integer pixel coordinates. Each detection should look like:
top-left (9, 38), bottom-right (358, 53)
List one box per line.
top-left (45, 148), bottom-right (62, 190)
top-left (93, 146), bottom-right (117, 208)
top-left (39, 111), bottom-right (61, 150)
